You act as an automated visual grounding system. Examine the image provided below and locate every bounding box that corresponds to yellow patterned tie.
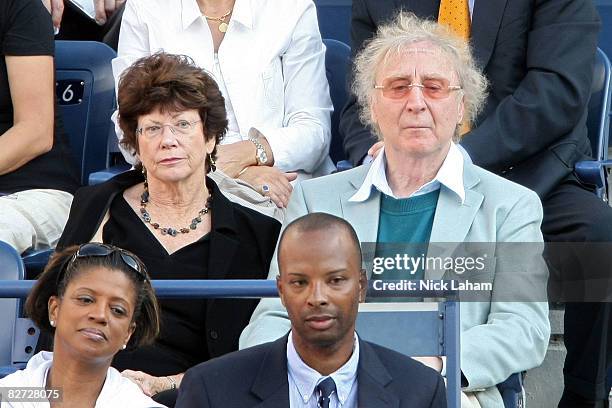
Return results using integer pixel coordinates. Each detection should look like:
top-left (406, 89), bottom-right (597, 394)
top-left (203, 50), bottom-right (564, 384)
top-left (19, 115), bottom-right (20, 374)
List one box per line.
top-left (438, 0), bottom-right (471, 40)
top-left (438, 0), bottom-right (471, 134)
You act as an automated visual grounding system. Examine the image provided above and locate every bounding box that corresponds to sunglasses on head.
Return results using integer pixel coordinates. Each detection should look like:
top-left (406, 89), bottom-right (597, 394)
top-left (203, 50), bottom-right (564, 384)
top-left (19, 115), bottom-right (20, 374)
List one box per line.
top-left (58, 243), bottom-right (147, 285)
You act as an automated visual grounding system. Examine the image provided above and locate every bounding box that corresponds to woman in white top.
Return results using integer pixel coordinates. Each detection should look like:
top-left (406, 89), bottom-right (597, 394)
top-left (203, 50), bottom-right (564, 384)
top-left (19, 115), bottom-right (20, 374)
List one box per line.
top-left (114, 0), bottom-right (335, 208)
top-left (0, 243), bottom-right (163, 407)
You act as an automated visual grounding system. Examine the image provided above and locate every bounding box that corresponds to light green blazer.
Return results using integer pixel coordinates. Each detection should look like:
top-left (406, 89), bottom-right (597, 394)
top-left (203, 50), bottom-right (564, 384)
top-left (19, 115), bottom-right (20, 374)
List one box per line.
top-left (240, 157), bottom-right (551, 408)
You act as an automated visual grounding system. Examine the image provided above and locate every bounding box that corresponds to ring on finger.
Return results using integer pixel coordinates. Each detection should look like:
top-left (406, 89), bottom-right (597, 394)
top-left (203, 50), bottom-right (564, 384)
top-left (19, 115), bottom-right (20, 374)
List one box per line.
top-left (262, 184), bottom-right (271, 194)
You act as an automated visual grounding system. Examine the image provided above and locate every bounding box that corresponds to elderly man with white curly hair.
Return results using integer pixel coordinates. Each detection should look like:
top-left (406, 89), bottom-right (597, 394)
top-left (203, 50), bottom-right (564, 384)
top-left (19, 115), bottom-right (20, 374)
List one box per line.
top-left (240, 12), bottom-right (550, 408)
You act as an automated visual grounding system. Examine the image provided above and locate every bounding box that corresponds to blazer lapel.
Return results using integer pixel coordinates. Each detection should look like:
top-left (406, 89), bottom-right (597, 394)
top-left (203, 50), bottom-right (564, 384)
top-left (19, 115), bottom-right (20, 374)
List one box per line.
top-left (340, 167), bottom-right (380, 244)
top-left (471, 0), bottom-right (507, 68)
top-left (427, 163), bottom-right (483, 279)
top-left (251, 336), bottom-right (290, 408)
top-left (207, 180), bottom-right (240, 280)
top-left (357, 340), bottom-right (400, 408)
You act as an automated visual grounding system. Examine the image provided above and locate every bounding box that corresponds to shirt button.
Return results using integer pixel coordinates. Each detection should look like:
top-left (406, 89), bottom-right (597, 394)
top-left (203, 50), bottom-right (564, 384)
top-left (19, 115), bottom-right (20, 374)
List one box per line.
top-left (209, 330), bottom-right (218, 340)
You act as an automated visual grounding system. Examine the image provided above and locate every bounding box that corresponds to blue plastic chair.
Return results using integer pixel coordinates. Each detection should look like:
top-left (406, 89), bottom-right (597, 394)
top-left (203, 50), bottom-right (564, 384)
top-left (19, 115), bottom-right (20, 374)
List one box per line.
top-left (0, 242), bottom-right (38, 378)
top-left (22, 41), bottom-right (117, 272)
top-left (356, 290), bottom-right (461, 408)
top-left (575, 47), bottom-right (612, 200)
top-left (323, 38), bottom-right (352, 165)
top-left (55, 40), bottom-right (117, 186)
top-left (314, 0), bottom-right (352, 45)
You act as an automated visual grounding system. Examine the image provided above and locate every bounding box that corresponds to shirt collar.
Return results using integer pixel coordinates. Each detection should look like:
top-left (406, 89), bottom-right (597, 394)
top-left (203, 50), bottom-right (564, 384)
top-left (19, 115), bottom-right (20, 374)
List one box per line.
top-left (181, 0), bottom-right (252, 31)
top-left (349, 142), bottom-right (465, 204)
top-left (287, 331), bottom-right (360, 405)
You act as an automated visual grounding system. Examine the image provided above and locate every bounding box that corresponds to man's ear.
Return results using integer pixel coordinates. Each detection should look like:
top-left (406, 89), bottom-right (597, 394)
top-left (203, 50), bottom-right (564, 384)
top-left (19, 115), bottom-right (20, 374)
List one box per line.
top-left (457, 94), bottom-right (466, 124)
top-left (358, 270), bottom-right (367, 303)
top-left (276, 275), bottom-right (286, 307)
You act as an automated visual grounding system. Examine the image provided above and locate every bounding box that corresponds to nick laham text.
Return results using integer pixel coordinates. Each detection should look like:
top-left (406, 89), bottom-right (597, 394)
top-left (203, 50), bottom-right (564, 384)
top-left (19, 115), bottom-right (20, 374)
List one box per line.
top-left (372, 279), bottom-right (492, 291)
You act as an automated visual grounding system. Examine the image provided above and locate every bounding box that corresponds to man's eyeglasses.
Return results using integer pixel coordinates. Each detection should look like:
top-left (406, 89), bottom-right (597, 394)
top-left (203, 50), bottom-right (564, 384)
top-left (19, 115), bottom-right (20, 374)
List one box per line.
top-left (136, 119), bottom-right (202, 139)
top-left (60, 243), bottom-right (147, 284)
top-left (374, 77), bottom-right (462, 100)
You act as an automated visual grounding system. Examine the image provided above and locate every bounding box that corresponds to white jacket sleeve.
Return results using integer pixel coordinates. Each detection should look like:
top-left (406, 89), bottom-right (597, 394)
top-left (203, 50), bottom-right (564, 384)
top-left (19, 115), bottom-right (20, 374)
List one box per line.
top-left (253, 1), bottom-right (333, 174)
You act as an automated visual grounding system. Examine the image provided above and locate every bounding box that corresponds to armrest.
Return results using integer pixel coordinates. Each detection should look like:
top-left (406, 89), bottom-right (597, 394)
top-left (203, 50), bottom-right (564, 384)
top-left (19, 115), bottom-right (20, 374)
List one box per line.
top-left (22, 249), bottom-right (53, 278)
top-left (574, 160), bottom-right (612, 188)
top-left (88, 164), bottom-right (131, 185)
top-left (497, 372), bottom-right (524, 408)
top-left (336, 160), bottom-right (354, 172)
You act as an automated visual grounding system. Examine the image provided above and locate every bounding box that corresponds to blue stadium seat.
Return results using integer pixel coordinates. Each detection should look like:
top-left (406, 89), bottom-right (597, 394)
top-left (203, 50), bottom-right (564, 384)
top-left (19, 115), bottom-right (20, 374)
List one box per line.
top-left (356, 298), bottom-right (461, 407)
top-left (55, 40), bottom-right (117, 185)
top-left (314, 0), bottom-right (352, 45)
top-left (595, 1), bottom-right (612, 71)
top-left (0, 241), bottom-right (38, 378)
top-left (575, 47), bottom-right (612, 200)
top-left (323, 39), bottom-right (352, 165)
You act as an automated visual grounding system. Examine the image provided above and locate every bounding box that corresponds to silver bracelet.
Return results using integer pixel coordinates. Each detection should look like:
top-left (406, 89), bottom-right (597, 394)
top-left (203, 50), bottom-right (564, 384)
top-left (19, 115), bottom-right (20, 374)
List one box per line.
top-left (166, 376), bottom-right (177, 390)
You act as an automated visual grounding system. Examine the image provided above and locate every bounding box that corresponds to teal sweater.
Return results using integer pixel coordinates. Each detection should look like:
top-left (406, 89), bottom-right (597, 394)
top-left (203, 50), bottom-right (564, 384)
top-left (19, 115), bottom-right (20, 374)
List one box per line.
top-left (375, 189), bottom-right (440, 281)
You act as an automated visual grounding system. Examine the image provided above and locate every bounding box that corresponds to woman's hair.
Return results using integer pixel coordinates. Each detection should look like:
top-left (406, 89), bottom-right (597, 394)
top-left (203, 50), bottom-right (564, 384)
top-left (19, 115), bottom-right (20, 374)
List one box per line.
top-left (25, 244), bottom-right (160, 348)
top-left (352, 11), bottom-right (488, 140)
top-left (117, 52), bottom-right (228, 171)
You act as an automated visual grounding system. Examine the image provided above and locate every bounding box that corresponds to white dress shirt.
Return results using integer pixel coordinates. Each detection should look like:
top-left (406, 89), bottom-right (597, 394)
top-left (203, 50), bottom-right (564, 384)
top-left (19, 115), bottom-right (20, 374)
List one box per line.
top-left (0, 351), bottom-right (164, 408)
top-left (350, 142), bottom-right (466, 203)
top-left (113, 0), bottom-right (335, 177)
top-left (287, 332), bottom-right (359, 408)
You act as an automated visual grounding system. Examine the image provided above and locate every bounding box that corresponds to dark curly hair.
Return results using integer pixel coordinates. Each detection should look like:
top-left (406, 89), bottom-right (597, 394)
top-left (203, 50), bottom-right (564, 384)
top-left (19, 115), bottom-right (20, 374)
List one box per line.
top-left (25, 244), bottom-right (160, 348)
top-left (117, 52), bottom-right (228, 172)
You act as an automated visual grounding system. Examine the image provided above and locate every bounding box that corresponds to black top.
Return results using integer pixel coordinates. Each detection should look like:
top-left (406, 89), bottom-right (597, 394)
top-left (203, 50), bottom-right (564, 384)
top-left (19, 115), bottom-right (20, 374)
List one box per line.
top-left (0, 0), bottom-right (79, 194)
top-left (56, 170), bottom-right (281, 370)
top-left (107, 196), bottom-right (211, 375)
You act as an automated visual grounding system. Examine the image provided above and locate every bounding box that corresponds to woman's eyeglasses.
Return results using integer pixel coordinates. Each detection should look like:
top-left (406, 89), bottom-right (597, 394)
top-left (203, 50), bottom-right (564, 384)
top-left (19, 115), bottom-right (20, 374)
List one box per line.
top-left (374, 77), bottom-right (462, 100)
top-left (60, 243), bottom-right (147, 283)
top-left (136, 119), bottom-right (202, 139)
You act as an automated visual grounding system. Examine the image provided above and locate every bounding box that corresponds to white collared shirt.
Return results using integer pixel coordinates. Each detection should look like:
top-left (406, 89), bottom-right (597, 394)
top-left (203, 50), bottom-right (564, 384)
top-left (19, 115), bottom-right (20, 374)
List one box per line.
top-left (113, 0), bottom-right (334, 177)
top-left (350, 142), bottom-right (466, 204)
top-left (0, 351), bottom-right (164, 408)
top-left (287, 332), bottom-right (359, 408)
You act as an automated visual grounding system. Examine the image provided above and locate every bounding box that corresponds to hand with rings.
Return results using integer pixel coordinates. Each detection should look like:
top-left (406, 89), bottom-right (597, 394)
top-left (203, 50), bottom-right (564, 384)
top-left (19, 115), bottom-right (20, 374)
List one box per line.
top-left (238, 166), bottom-right (297, 208)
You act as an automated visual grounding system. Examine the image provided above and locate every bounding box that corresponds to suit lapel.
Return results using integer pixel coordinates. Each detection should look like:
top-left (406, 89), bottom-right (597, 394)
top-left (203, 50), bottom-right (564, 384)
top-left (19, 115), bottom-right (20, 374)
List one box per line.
top-left (251, 336), bottom-right (291, 408)
top-left (426, 163), bottom-right (483, 279)
top-left (395, 0), bottom-right (440, 20)
top-left (357, 340), bottom-right (400, 408)
top-left (471, 0), bottom-right (507, 68)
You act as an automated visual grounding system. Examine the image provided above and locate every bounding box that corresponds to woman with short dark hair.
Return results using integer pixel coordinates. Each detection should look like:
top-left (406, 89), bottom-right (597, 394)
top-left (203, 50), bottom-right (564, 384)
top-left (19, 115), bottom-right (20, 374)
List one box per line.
top-left (0, 243), bottom-right (163, 407)
top-left (55, 52), bottom-right (281, 404)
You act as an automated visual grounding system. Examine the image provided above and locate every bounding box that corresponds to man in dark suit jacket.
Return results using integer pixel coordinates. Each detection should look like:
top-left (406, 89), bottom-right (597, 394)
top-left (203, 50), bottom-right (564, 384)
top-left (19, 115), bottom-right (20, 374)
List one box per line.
top-left (176, 213), bottom-right (446, 408)
top-left (339, 1), bottom-right (611, 406)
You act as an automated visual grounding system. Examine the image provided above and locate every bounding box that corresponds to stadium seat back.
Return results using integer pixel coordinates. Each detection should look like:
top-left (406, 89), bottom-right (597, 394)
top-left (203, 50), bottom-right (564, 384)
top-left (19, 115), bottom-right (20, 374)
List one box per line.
top-left (323, 39), bottom-right (351, 164)
top-left (55, 41), bottom-right (117, 185)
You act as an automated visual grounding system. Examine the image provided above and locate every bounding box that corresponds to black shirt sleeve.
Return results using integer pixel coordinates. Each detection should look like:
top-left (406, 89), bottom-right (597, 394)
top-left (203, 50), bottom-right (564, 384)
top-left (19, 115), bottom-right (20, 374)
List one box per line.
top-left (2, 0), bottom-right (54, 57)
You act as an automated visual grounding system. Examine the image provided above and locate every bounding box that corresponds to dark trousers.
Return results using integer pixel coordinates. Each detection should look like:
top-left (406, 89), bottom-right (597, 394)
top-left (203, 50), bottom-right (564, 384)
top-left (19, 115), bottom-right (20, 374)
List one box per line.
top-left (541, 177), bottom-right (612, 405)
top-left (54, 1), bottom-right (124, 50)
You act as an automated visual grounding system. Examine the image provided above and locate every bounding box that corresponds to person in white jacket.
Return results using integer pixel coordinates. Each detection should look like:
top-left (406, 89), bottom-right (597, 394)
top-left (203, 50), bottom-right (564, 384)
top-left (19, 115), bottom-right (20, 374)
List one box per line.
top-left (0, 243), bottom-right (163, 408)
top-left (113, 0), bottom-right (334, 208)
